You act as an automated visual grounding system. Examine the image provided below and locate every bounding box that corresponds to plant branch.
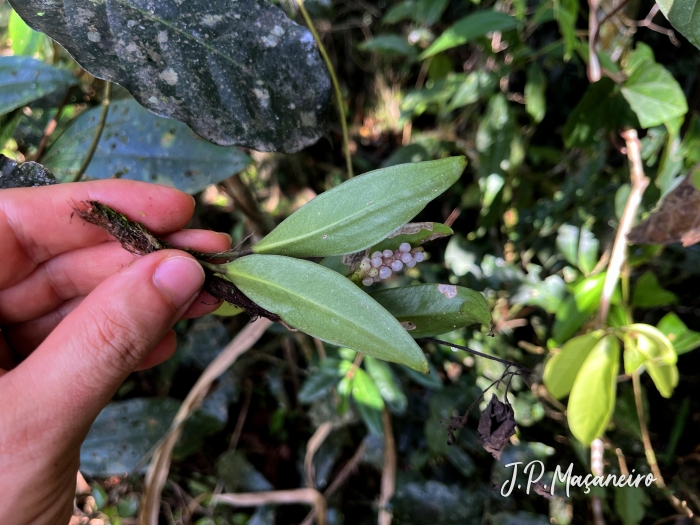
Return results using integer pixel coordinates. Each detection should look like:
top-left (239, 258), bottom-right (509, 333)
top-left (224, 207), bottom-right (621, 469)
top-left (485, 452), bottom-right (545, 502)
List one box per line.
top-left (296, 0), bottom-right (353, 178)
top-left (212, 489), bottom-right (327, 525)
top-left (596, 129), bottom-right (649, 328)
top-left (32, 85), bottom-right (77, 161)
top-left (378, 408), bottom-right (396, 525)
top-left (424, 337), bottom-right (530, 373)
top-left (71, 82), bottom-right (112, 183)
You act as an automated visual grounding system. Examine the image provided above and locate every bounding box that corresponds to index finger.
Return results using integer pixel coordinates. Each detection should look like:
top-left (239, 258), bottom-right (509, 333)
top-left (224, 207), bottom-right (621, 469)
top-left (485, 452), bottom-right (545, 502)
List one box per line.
top-left (0, 179), bottom-right (196, 290)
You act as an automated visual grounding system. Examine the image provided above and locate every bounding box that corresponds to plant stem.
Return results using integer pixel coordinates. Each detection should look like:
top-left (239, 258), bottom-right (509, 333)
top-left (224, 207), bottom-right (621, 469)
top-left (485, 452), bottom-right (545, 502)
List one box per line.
top-left (33, 85), bottom-right (76, 161)
top-left (424, 337), bottom-right (530, 373)
top-left (596, 129), bottom-right (649, 328)
top-left (71, 82), bottom-right (112, 183)
top-left (295, 0), bottom-right (353, 178)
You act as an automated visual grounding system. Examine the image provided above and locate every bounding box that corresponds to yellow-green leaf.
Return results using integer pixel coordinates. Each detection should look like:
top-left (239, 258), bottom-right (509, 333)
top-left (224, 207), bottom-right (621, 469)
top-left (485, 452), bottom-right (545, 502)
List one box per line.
top-left (544, 331), bottom-right (604, 399)
top-left (567, 335), bottom-right (619, 445)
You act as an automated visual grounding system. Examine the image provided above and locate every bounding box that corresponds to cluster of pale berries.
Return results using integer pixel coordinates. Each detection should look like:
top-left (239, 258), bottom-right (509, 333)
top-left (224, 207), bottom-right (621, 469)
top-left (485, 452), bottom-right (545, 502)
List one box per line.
top-left (358, 242), bottom-right (425, 287)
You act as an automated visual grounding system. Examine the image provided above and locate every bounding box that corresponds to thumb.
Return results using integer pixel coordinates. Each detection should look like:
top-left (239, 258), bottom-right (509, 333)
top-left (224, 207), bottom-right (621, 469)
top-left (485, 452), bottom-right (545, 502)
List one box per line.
top-left (9, 250), bottom-right (205, 439)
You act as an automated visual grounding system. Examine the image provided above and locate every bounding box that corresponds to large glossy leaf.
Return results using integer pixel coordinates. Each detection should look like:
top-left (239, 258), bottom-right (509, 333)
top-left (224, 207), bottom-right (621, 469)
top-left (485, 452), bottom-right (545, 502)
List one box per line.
top-left (657, 0), bottom-right (700, 50)
top-left (0, 56), bottom-right (79, 115)
top-left (42, 99), bottom-right (251, 194)
top-left (253, 157), bottom-right (465, 257)
top-left (657, 312), bottom-right (700, 355)
top-left (370, 284), bottom-right (491, 338)
top-left (621, 64), bottom-right (687, 129)
top-left (567, 335), bottom-right (619, 445)
top-left (221, 255), bottom-right (428, 372)
top-left (9, 0), bottom-right (330, 152)
top-left (81, 398), bottom-right (179, 476)
top-left (419, 11), bottom-right (519, 59)
top-left (543, 331), bottom-right (604, 399)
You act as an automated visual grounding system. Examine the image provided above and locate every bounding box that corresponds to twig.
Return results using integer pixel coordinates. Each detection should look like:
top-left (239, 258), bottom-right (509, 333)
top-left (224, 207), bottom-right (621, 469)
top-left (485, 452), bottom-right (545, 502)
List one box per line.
top-left (424, 337), bottom-right (530, 372)
top-left (300, 440), bottom-right (367, 525)
top-left (378, 409), bottom-right (396, 525)
top-left (305, 422), bottom-right (334, 488)
top-left (296, 0), bottom-right (353, 178)
top-left (140, 320), bottom-right (272, 525)
top-left (32, 85), bottom-right (77, 161)
top-left (71, 82), bottom-right (112, 183)
top-left (587, 0), bottom-right (602, 82)
top-left (596, 129), bottom-right (649, 327)
top-left (633, 372), bottom-right (694, 518)
top-left (637, 5), bottom-right (680, 47)
top-left (212, 489), bottom-right (327, 525)
top-left (229, 380), bottom-right (253, 451)
top-left (223, 174), bottom-right (270, 236)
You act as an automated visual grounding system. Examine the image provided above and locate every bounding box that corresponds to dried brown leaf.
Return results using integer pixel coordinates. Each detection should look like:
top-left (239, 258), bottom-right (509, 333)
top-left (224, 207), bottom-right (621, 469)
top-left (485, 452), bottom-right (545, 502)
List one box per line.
top-left (477, 396), bottom-right (517, 460)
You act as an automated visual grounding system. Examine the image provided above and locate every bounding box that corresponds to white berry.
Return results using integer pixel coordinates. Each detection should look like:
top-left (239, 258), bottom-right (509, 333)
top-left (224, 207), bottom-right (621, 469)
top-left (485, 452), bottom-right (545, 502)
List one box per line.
top-left (368, 267), bottom-right (379, 277)
top-left (360, 258), bottom-right (371, 271)
top-left (413, 251), bottom-right (425, 262)
top-left (406, 259), bottom-right (416, 268)
top-left (391, 260), bottom-right (403, 272)
top-left (399, 242), bottom-right (411, 253)
top-left (400, 252), bottom-right (413, 264)
top-left (383, 249), bottom-right (393, 258)
top-left (362, 277), bottom-right (374, 287)
top-left (371, 256), bottom-right (382, 268)
top-left (371, 251), bottom-right (383, 259)
top-left (379, 266), bottom-right (392, 280)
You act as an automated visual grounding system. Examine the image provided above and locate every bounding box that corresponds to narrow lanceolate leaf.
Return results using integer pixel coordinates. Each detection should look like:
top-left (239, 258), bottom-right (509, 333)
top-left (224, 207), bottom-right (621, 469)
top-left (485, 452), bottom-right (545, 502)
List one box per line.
top-left (43, 100), bottom-right (251, 194)
top-left (253, 157), bottom-right (466, 257)
top-left (221, 255), bottom-right (428, 372)
top-left (370, 284), bottom-right (491, 338)
top-left (9, 0), bottom-right (330, 152)
top-left (371, 222), bottom-right (453, 253)
top-left (0, 56), bottom-right (79, 114)
top-left (567, 335), bottom-right (619, 446)
top-left (544, 331), bottom-right (604, 399)
top-left (419, 11), bottom-right (519, 59)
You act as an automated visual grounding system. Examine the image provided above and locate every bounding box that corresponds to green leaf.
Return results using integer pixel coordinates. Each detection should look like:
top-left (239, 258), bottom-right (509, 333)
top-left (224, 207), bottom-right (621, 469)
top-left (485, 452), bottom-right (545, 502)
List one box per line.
top-left (42, 99), bottom-right (251, 194)
top-left (365, 357), bottom-right (408, 414)
top-left (656, 0), bottom-right (700, 50)
top-left (8, 9), bottom-right (51, 58)
top-left (615, 485), bottom-right (647, 525)
top-left (81, 398), bottom-right (179, 476)
top-left (622, 43), bottom-right (655, 76)
top-left (544, 331), bottom-right (604, 399)
top-left (447, 70), bottom-right (498, 111)
top-left (525, 63), bottom-right (546, 123)
top-left (553, 0), bottom-right (579, 59)
top-left (551, 272), bottom-right (606, 344)
top-left (212, 302), bottom-right (243, 317)
top-left (221, 255), bottom-right (428, 372)
top-left (419, 11), bottom-right (519, 59)
top-left (631, 271), bottom-right (677, 308)
top-left (253, 157), bottom-right (465, 257)
top-left (298, 359), bottom-right (344, 403)
top-left (359, 35), bottom-right (416, 59)
top-left (567, 335), bottom-right (619, 445)
top-left (621, 64), bottom-right (688, 129)
top-left (622, 324), bottom-right (678, 398)
top-left (556, 224), bottom-right (579, 267)
top-left (350, 367), bottom-right (385, 436)
top-left (371, 222), bottom-right (453, 253)
top-left (657, 312), bottom-right (700, 355)
top-left (0, 56), bottom-right (79, 115)
top-left (8, 0), bottom-right (330, 152)
top-left (370, 284), bottom-right (491, 338)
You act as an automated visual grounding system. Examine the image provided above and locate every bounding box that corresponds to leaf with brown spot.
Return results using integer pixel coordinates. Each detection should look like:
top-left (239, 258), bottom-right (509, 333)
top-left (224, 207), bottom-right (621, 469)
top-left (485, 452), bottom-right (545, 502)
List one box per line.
top-left (628, 174), bottom-right (700, 246)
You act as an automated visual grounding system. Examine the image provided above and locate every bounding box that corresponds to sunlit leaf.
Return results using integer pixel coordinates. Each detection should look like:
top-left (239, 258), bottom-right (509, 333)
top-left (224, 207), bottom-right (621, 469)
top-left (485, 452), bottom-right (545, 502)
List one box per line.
top-left (350, 367), bottom-right (385, 436)
top-left (370, 284), bottom-right (491, 338)
top-left (621, 324), bottom-right (678, 398)
top-left (567, 335), bottom-right (619, 445)
top-left (544, 331), bottom-right (604, 399)
top-left (621, 63), bottom-right (687, 129)
top-left (253, 157), bottom-right (465, 257)
top-left (419, 11), bottom-right (519, 59)
top-left (221, 255), bottom-right (428, 372)
top-left (657, 312), bottom-right (700, 355)
top-left (525, 63), bottom-right (546, 123)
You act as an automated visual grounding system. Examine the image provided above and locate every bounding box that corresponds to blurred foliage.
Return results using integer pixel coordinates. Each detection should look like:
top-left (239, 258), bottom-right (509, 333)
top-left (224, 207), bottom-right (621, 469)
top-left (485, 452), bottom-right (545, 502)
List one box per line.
top-left (4, 0), bottom-right (700, 523)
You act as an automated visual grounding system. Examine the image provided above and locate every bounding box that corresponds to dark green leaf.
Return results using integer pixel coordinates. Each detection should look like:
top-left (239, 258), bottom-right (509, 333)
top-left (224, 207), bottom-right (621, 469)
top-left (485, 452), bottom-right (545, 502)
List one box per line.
top-left (216, 450), bottom-right (273, 492)
top-left (81, 398), bottom-right (179, 476)
top-left (632, 271), bottom-right (677, 308)
top-left (567, 335), bottom-right (619, 445)
top-left (419, 11), bottom-right (519, 59)
top-left (253, 157), bottom-right (465, 257)
top-left (9, 0), bottom-right (330, 152)
top-left (359, 35), bottom-right (416, 58)
top-left (657, 0), bottom-right (700, 50)
top-left (615, 485), bottom-right (647, 525)
top-left (0, 154), bottom-right (58, 189)
top-left (544, 331), bottom-right (604, 399)
top-left (42, 99), bottom-right (251, 194)
top-left (621, 64), bottom-right (688, 129)
top-left (364, 356), bottom-right (408, 414)
top-left (221, 255), bottom-right (429, 372)
top-left (447, 71), bottom-right (498, 111)
top-left (370, 284), bottom-right (491, 338)
top-left (0, 56), bottom-right (79, 115)
top-left (553, 0), bottom-right (579, 59)
top-left (657, 312), bottom-right (700, 355)
top-left (299, 359), bottom-right (344, 403)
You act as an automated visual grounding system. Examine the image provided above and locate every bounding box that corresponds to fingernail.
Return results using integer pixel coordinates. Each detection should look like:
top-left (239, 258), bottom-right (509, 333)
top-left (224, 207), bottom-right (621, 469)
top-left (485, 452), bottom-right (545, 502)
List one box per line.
top-left (153, 256), bottom-right (205, 308)
top-left (220, 232), bottom-right (232, 244)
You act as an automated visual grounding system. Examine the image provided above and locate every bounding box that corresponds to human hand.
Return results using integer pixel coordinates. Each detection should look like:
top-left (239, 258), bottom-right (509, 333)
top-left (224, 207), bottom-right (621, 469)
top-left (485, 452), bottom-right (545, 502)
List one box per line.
top-left (0, 180), bottom-right (231, 524)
